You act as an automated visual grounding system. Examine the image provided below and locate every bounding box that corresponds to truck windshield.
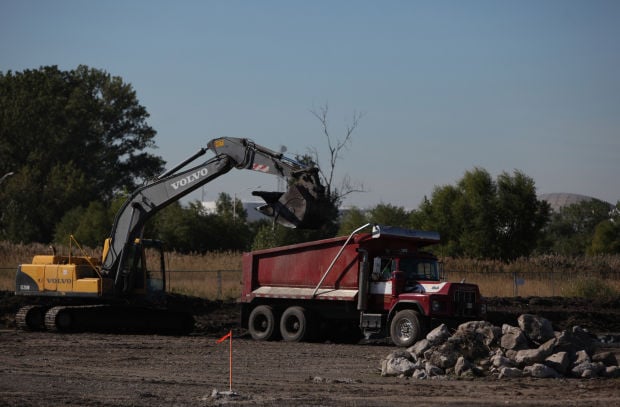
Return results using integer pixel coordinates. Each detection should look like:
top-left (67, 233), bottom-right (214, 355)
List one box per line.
top-left (399, 258), bottom-right (439, 281)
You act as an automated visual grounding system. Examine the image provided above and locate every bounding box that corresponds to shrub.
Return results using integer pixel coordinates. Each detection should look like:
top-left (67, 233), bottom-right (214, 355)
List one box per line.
top-left (567, 277), bottom-right (619, 301)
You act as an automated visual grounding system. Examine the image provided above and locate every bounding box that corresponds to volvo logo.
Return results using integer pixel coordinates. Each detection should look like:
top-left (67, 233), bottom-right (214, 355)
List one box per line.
top-left (170, 168), bottom-right (209, 190)
top-left (47, 278), bottom-right (72, 284)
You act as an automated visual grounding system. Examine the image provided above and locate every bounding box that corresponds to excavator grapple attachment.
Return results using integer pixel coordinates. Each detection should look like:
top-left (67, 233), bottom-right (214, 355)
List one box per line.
top-left (253, 169), bottom-right (330, 229)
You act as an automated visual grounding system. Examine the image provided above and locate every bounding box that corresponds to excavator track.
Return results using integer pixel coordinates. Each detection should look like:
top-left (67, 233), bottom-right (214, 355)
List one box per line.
top-left (40, 304), bottom-right (195, 335)
top-left (16, 305), bottom-right (48, 331)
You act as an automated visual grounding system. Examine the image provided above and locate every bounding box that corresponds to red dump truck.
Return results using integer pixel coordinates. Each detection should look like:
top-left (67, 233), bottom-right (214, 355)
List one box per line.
top-left (240, 224), bottom-right (486, 346)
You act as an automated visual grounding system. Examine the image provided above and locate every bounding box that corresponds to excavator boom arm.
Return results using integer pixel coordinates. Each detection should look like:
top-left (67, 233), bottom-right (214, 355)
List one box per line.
top-left (102, 137), bottom-right (328, 294)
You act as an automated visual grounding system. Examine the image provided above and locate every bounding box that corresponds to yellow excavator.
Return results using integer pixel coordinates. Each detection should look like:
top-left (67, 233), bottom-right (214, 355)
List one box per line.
top-left (15, 137), bottom-right (328, 333)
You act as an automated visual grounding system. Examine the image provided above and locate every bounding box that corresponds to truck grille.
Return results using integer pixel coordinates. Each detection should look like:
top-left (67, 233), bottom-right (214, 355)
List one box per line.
top-left (454, 290), bottom-right (476, 317)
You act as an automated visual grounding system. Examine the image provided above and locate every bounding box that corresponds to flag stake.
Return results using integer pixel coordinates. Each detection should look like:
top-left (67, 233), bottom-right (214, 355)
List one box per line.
top-left (216, 330), bottom-right (233, 391)
top-left (229, 330), bottom-right (232, 392)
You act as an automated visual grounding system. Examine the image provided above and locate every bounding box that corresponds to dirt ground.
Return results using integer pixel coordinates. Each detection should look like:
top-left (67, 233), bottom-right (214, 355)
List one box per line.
top-left (1, 292), bottom-right (619, 406)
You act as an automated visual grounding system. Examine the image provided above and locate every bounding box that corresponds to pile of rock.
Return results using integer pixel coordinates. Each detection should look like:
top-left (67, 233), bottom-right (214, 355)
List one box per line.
top-left (381, 314), bottom-right (619, 379)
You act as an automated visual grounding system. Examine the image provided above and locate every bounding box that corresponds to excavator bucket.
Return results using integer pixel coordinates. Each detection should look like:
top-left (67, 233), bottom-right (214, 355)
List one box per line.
top-left (253, 169), bottom-right (330, 229)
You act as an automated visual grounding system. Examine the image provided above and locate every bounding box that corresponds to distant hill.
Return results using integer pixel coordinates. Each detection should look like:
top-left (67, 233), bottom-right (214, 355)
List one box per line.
top-left (539, 193), bottom-right (613, 212)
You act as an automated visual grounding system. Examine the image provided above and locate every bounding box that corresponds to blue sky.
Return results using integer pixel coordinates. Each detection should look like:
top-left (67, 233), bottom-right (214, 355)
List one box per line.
top-left (2, 0), bottom-right (619, 208)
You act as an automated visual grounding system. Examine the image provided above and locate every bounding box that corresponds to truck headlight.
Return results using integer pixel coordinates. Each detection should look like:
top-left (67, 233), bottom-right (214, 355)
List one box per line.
top-left (431, 300), bottom-right (442, 312)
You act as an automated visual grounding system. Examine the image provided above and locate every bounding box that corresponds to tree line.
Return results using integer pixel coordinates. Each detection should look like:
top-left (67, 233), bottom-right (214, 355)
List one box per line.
top-left (1, 66), bottom-right (618, 260)
top-left (339, 173), bottom-right (619, 259)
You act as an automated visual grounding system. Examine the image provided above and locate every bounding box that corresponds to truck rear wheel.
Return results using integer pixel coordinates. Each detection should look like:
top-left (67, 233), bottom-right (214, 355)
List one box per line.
top-left (280, 306), bottom-right (311, 342)
top-left (390, 309), bottom-right (422, 347)
top-left (248, 305), bottom-right (277, 341)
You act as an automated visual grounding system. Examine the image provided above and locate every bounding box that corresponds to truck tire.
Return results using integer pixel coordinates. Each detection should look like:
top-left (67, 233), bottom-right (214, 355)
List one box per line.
top-left (248, 305), bottom-right (277, 341)
top-left (390, 309), bottom-right (422, 347)
top-left (280, 306), bottom-right (310, 342)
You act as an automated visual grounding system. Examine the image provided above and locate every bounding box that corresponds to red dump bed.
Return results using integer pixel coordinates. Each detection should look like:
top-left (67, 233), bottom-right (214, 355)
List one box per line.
top-left (240, 226), bottom-right (440, 303)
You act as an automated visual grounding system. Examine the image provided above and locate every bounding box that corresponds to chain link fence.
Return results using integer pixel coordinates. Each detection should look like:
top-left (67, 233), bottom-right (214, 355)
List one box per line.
top-left (445, 270), bottom-right (620, 298)
top-left (4, 267), bottom-right (619, 300)
top-left (166, 269), bottom-right (242, 300)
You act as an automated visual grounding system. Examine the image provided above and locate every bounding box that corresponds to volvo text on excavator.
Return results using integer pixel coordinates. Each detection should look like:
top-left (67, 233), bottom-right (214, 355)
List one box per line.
top-left (14, 137), bottom-right (329, 333)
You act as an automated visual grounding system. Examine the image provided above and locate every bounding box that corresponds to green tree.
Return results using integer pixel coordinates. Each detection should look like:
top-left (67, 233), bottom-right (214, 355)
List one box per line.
top-left (212, 194), bottom-right (252, 250)
top-left (587, 201), bottom-right (620, 255)
top-left (589, 219), bottom-right (620, 254)
top-left (409, 168), bottom-right (549, 260)
top-left (337, 207), bottom-right (369, 235)
top-left (215, 192), bottom-right (247, 222)
top-left (0, 65), bottom-right (164, 243)
top-left (54, 201), bottom-right (111, 248)
top-left (149, 197), bottom-right (255, 253)
top-left (251, 223), bottom-right (334, 251)
top-left (149, 202), bottom-right (194, 252)
top-left (368, 203), bottom-right (409, 227)
top-left (496, 170), bottom-right (550, 260)
top-left (410, 187), bottom-right (462, 256)
top-left (542, 199), bottom-right (612, 255)
top-left (457, 168), bottom-right (498, 258)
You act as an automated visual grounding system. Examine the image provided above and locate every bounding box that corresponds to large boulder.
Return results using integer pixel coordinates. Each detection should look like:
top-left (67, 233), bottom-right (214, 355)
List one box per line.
top-left (571, 361), bottom-right (605, 378)
top-left (501, 324), bottom-right (529, 351)
top-left (426, 324), bottom-right (450, 346)
top-left (544, 352), bottom-right (570, 375)
top-left (450, 321), bottom-right (499, 360)
top-left (408, 339), bottom-right (431, 358)
top-left (592, 351), bottom-right (618, 367)
top-left (513, 337), bottom-right (556, 366)
top-left (426, 342), bottom-right (460, 370)
top-left (524, 363), bottom-right (561, 378)
top-left (381, 350), bottom-right (418, 377)
top-left (573, 350), bottom-right (590, 365)
top-left (554, 326), bottom-right (597, 356)
top-left (603, 366), bottom-right (620, 378)
top-left (454, 356), bottom-right (482, 378)
top-left (491, 351), bottom-right (515, 369)
top-left (518, 314), bottom-right (555, 345)
top-left (425, 362), bottom-right (444, 377)
top-left (455, 320), bottom-right (501, 347)
top-left (498, 367), bottom-right (523, 379)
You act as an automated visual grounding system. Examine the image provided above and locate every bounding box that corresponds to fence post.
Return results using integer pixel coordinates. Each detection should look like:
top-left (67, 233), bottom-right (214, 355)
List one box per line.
top-left (513, 272), bottom-right (517, 297)
top-left (217, 270), bottom-right (222, 300)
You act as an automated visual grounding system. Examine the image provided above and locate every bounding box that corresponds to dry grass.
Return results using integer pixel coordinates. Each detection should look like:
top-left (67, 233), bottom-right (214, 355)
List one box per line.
top-left (445, 270), bottom-right (620, 298)
top-left (443, 255), bottom-right (620, 298)
top-left (0, 241), bottom-right (242, 299)
top-left (166, 270), bottom-right (242, 299)
top-left (2, 241), bottom-right (619, 300)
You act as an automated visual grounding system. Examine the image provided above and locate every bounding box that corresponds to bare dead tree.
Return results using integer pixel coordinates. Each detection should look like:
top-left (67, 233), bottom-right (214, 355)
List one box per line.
top-left (309, 103), bottom-right (365, 205)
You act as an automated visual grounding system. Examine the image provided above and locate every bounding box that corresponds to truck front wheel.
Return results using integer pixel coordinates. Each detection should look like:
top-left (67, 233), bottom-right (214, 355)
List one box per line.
top-left (280, 306), bottom-right (311, 342)
top-left (390, 309), bottom-right (422, 347)
top-left (248, 305), bottom-right (277, 341)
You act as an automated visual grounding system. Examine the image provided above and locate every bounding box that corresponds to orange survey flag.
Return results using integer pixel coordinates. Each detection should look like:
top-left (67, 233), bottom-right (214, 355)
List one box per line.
top-left (216, 330), bottom-right (233, 391)
top-left (217, 330), bottom-right (232, 344)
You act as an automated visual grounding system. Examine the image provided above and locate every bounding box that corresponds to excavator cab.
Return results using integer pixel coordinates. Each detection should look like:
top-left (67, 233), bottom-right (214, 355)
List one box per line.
top-left (107, 238), bottom-right (167, 299)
